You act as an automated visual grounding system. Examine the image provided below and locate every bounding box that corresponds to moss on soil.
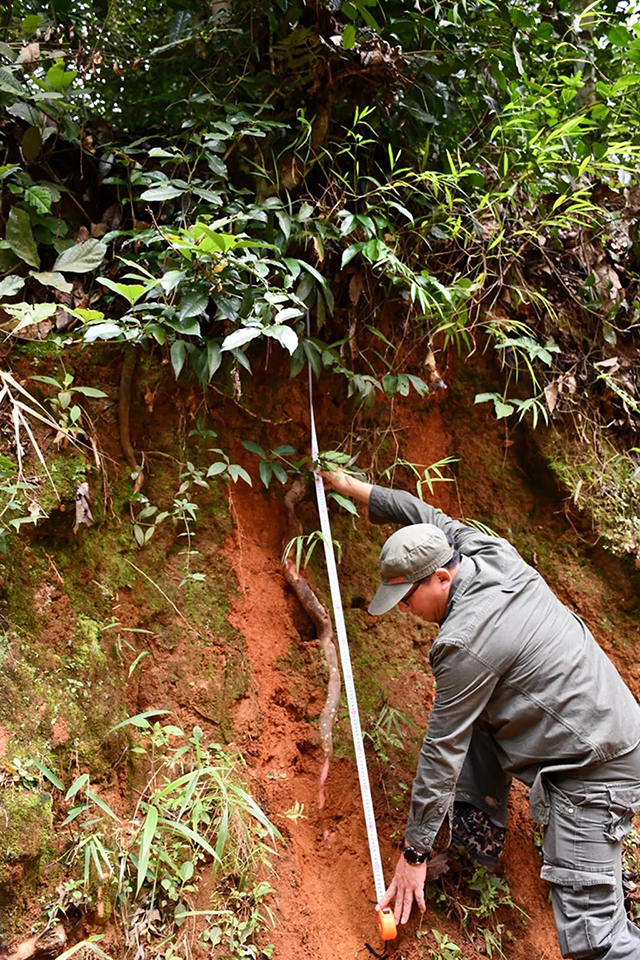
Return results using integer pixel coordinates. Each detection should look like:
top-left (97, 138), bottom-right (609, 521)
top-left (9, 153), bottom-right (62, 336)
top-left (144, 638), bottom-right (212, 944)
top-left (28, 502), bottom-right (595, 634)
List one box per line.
top-left (0, 787), bottom-right (53, 889)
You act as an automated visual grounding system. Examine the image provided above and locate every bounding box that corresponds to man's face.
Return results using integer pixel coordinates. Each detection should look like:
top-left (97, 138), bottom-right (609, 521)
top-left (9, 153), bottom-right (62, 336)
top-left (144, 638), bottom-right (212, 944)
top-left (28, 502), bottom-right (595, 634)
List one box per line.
top-left (397, 568), bottom-right (454, 623)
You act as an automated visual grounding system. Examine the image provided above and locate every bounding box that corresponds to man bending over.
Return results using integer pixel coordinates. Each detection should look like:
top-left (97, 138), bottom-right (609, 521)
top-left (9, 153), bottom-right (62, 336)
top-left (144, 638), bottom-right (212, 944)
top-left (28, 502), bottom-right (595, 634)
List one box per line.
top-left (323, 470), bottom-right (640, 960)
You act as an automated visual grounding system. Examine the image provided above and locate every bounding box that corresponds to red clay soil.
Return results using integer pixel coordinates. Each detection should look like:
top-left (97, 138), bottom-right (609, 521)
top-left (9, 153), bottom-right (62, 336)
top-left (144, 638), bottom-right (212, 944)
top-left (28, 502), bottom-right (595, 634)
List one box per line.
top-left (223, 473), bottom-right (563, 960)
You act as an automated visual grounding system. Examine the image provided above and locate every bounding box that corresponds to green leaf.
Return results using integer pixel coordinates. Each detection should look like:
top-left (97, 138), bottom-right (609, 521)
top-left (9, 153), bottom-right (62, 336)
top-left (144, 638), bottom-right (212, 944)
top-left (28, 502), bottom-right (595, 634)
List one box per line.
top-left (98, 277), bottom-right (152, 306)
top-left (242, 440), bottom-right (267, 458)
top-left (227, 464), bottom-right (252, 485)
top-left (0, 69), bottom-right (24, 96)
top-left (54, 239), bottom-right (107, 274)
top-left (264, 324), bottom-right (298, 355)
top-left (137, 805), bottom-right (159, 894)
top-left (206, 340), bottom-right (221, 379)
top-left (30, 271), bottom-right (73, 293)
top-left (221, 328), bottom-right (262, 351)
top-left (65, 773), bottom-right (89, 801)
top-left (46, 61), bottom-right (77, 91)
top-left (0, 275), bottom-right (25, 298)
top-left (22, 13), bottom-right (43, 33)
top-left (158, 818), bottom-right (220, 860)
top-left (140, 184), bottom-right (185, 201)
top-left (6, 207), bottom-right (39, 268)
top-left (328, 492), bottom-right (359, 516)
top-left (259, 460), bottom-right (272, 488)
top-left (343, 24), bottom-right (356, 49)
top-left (493, 399), bottom-right (514, 419)
top-left (24, 185), bottom-right (52, 215)
top-left (109, 710), bottom-right (171, 733)
top-left (83, 322), bottom-right (123, 342)
top-left (341, 242), bottom-right (364, 268)
top-left (274, 306), bottom-right (303, 324)
top-left (608, 25), bottom-right (631, 47)
top-left (85, 790), bottom-right (120, 821)
top-left (72, 386), bottom-right (108, 398)
top-left (171, 340), bottom-right (187, 379)
top-left (179, 289), bottom-right (208, 320)
top-left (30, 757), bottom-right (64, 790)
top-left (272, 462), bottom-right (288, 484)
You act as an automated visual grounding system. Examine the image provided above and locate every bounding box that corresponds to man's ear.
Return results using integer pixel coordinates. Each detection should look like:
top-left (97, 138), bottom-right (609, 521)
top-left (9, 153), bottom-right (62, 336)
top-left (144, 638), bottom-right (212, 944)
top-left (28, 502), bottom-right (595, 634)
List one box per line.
top-left (434, 567), bottom-right (454, 588)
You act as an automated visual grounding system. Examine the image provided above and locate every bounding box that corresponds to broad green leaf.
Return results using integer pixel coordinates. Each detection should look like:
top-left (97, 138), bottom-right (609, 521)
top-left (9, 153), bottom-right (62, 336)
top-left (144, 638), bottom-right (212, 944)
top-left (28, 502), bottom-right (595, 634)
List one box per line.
top-left (242, 440), bottom-right (267, 458)
top-left (264, 324), bottom-right (298, 355)
top-left (6, 207), bottom-right (39, 268)
top-left (0, 275), bottom-right (25, 297)
top-left (328, 492), bottom-right (358, 516)
top-left (494, 399), bottom-right (514, 419)
top-left (343, 24), bottom-right (356, 49)
top-left (179, 289), bottom-right (208, 320)
top-left (22, 13), bottom-right (43, 33)
top-left (227, 464), bottom-right (252, 485)
top-left (272, 462), bottom-right (288, 484)
top-left (140, 184), bottom-right (185, 201)
top-left (160, 269), bottom-right (186, 293)
top-left (30, 271), bottom-right (73, 293)
top-left (24, 185), bottom-right (52, 215)
top-left (148, 147), bottom-right (178, 159)
top-left (83, 322), bottom-right (123, 342)
top-left (221, 327), bottom-right (262, 351)
top-left (341, 242), bottom-right (364, 268)
top-left (0, 69), bottom-right (24, 96)
top-left (72, 386), bottom-right (108, 398)
top-left (54, 239), bottom-right (107, 274)
top-left (46, 62), bottom-right (77, 91)
top-left (274, 306), bottom-right (303, 324)
top-left (136, 805), bottom-right (159, 894)
top-left (259, 460), bottom-right (272, 488)
top-left (98, 277), bottom-right (154, 306)
top-left (170, 340), bottom-right (186, 379)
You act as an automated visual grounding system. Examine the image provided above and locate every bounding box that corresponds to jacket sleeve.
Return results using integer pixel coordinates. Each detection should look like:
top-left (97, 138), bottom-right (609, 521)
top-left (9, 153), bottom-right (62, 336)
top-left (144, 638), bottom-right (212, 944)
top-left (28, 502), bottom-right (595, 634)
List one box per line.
top-left (404, 641), bottom-right (500, 851)
top-left (368, 485), bottom-right (476, 548)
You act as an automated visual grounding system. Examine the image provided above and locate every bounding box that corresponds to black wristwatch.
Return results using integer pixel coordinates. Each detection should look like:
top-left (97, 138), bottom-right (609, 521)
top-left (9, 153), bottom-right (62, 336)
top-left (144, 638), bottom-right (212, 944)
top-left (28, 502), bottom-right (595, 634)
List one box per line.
top-left (402, 842), bottom-right (428, 865)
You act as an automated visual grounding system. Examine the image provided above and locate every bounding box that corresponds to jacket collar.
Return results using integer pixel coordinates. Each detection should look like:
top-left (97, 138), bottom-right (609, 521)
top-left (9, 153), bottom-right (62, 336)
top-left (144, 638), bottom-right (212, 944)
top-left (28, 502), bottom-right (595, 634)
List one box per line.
top-left (443, 555), bottom-right (475, 622)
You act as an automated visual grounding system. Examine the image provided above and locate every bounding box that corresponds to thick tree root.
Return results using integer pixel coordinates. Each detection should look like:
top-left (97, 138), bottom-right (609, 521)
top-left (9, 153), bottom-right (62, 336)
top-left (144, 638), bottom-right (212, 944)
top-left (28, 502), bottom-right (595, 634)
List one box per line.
top-left (119, 345), bottom-right (144, 489)
top-left (282, 481), bottom-right (341, 833)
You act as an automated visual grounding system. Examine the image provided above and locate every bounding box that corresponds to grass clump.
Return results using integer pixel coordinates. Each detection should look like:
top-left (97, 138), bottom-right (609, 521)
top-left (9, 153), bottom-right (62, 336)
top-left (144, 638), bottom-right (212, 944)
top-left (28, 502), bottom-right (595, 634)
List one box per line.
top-left (544, 431), bottom-right (640, 558)
top-left (44, 716), bottom-right (280, 960)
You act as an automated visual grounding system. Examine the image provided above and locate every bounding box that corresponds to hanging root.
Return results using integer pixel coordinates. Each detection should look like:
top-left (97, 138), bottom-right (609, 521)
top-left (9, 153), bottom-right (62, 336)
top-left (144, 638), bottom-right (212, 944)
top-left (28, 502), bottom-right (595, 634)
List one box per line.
top-left (282, 480), bottom-right (341, 835)
top-left (119, 345), bottom-right (144, 490)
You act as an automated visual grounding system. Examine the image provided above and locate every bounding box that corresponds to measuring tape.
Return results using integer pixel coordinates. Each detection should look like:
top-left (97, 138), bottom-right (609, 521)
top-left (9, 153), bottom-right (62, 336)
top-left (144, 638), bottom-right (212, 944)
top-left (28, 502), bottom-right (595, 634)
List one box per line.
top-left (308, 365), bottom-right (397, 943)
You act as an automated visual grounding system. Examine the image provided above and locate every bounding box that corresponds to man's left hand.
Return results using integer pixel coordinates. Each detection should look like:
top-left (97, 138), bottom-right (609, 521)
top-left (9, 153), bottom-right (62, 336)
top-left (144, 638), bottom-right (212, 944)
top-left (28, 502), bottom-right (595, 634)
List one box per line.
top-left (376, 853), bottom-right (427, 924)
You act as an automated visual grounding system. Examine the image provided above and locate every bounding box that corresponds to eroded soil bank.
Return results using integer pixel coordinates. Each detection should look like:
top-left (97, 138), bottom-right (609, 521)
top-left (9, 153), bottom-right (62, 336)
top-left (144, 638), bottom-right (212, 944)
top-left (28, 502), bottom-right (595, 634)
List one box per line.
top-left (1, 346), bottom-right (639, 960)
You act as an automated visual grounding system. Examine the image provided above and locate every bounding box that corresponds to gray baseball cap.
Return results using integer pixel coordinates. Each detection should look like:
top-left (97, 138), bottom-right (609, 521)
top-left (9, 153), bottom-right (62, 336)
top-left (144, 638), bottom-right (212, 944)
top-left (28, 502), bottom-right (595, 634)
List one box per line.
top-left (368, 523), bottom-right (454, 615)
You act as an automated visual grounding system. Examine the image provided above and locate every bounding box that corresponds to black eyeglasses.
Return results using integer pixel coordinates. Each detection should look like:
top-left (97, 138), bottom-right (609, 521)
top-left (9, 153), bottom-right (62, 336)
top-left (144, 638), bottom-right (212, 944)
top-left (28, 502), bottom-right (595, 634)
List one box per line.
top-left (398, 579), bottom-right (424, 607)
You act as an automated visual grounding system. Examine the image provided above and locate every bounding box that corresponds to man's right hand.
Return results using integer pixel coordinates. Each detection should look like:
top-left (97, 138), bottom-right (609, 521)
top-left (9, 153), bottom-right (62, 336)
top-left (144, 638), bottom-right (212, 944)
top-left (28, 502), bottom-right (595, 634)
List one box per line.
top-left (317, 468), bottom-right (373, 505)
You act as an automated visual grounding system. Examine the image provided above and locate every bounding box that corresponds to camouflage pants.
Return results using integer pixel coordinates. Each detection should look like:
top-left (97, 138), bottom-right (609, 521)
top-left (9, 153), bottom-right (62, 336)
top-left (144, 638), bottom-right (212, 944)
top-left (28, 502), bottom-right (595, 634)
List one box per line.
top-left (453, 721), bottom-right (640, 958)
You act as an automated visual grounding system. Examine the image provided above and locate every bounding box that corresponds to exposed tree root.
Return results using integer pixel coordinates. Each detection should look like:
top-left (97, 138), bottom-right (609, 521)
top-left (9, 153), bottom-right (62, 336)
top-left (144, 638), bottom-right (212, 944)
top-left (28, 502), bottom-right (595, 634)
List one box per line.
top-left (282, 480), bottom-right (341, 835)
top-left (119, 345), bottom-right (144, 490)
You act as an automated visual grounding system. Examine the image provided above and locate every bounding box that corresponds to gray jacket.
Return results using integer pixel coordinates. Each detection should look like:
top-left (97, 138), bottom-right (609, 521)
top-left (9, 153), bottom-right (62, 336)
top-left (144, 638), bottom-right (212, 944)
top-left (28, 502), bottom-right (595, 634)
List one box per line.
top-left (369, 486), bottom-right (640, 850)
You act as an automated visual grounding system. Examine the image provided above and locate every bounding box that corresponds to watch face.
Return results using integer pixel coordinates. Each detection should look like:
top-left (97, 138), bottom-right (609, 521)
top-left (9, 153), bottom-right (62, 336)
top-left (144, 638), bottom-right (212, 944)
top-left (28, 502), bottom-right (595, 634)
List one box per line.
top-left (403, 846), bottom-right (424, 864)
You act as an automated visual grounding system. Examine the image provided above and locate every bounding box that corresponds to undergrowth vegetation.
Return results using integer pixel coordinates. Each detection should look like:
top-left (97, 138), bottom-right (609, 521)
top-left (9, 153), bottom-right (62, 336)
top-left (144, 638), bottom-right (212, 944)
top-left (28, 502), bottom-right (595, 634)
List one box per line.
top-left (27, 716), bottom-right (280, 960)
